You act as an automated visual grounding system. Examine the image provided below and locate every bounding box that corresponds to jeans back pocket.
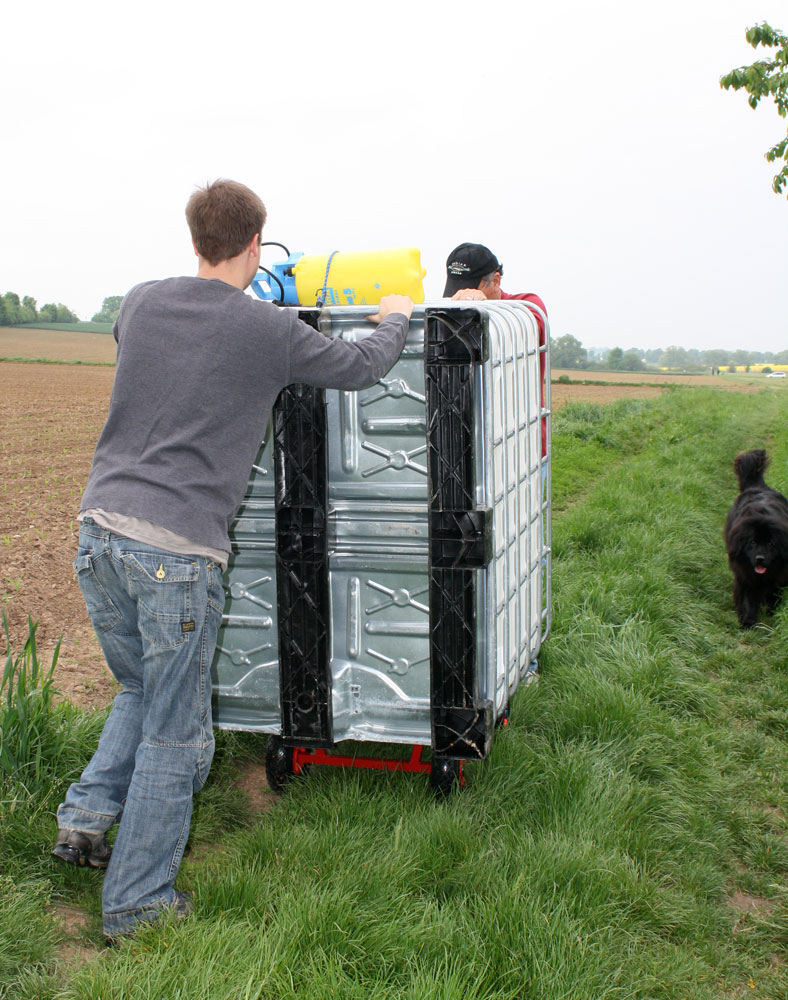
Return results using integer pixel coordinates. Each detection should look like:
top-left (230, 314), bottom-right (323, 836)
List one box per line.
top-left (120, 552), bottom-right (201, 650)
top-left (74, 549), bottom-right (123, 633)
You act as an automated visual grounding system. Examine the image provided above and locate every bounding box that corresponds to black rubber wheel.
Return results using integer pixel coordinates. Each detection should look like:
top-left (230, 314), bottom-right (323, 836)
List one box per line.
top-left (429, 756), bottom-right (463, 799)
top-left (265, 735), bottom-right (296, 793)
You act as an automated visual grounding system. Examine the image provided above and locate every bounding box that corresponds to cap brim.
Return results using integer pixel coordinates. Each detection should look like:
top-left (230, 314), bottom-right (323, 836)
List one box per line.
top-left (443, 275), bottom-right (476, 297)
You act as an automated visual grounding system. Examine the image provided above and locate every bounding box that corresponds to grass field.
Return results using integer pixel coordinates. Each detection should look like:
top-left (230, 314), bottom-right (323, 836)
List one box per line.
top-left (1, 386), bottom-right (786, 997)
top-left (15, 323), bottom-right (114, 335)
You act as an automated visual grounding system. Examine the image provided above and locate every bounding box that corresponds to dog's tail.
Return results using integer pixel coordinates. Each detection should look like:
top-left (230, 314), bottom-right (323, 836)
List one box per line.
top-left (734, 449), bottom-right (769, 491)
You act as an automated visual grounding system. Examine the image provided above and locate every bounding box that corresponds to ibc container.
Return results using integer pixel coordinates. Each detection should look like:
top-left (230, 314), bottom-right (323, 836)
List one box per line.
top-left (211, 301), bottom-right (551, 792)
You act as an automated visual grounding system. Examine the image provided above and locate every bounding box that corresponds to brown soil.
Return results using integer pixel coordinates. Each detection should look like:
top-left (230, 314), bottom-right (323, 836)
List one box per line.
top-left (235, 761), bottom-right (278, 814)
top-left (1, 361), bottom-right (117, 708)
top-left (551, 368), bottom-right (785, 389)
top-left (549, 366), bottom-right (782, 409)
top-left (49, 902), bottom-right (98, 967)
top-left (3, 336), bottom-right (774, 710)
top-left (727, 890), bottom-right (775, 917)
top-left (0, 327), bottom-right (116, 365)
top-left (551, 382), bottom-right (666, 407)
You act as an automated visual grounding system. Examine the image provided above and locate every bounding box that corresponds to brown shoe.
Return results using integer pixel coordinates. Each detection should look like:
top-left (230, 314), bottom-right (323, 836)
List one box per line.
top-left (51, 829), bottom-right (112, 869)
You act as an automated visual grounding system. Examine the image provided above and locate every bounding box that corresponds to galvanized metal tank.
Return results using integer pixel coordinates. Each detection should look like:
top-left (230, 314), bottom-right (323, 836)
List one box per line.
top-left (211, 301), bottom-right (551, 763)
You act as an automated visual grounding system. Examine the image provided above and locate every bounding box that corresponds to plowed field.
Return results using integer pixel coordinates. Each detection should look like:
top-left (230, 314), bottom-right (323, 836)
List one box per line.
top-left (1, 361), bottom-right (118, 707)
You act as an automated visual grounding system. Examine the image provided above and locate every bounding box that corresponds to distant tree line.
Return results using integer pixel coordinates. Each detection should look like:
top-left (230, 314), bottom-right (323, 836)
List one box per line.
top-left (551, 335), bottom-right (788, 372)
top-left (0, 292), bottom-right (123, 327)
top-left (91, 296), bottom-right (123, 324)
top-left (0, 290), bottom-right (79, 325)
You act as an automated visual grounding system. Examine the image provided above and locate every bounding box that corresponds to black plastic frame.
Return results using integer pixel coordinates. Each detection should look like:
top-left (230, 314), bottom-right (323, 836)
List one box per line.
top-left (425, 308), bottom-right (493, 759)
top-left (273, 309), bottom-right (333, 746)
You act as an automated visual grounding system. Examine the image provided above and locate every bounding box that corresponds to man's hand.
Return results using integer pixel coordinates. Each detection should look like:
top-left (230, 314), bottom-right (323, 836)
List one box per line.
top-left (452, 288), bottom-right (486, 301)
top-left (367, 294), bottom-right (414, 323)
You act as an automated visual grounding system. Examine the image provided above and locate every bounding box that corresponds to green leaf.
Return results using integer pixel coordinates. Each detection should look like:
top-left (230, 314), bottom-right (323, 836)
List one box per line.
top-left (724, 22), bottom-right (788, 199)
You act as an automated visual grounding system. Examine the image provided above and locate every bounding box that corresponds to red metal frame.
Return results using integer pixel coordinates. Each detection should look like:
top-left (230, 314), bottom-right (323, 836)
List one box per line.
top-left (291, 744), bottom-right (465, 787)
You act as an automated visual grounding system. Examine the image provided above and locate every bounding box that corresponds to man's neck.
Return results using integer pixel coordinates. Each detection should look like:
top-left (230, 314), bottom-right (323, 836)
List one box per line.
top-left (196, 259), bottom-right (249, 290)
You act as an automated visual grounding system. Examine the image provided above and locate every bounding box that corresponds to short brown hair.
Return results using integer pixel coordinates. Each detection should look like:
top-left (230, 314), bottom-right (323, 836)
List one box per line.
top-left (185, 179), bottom-right (267, 266)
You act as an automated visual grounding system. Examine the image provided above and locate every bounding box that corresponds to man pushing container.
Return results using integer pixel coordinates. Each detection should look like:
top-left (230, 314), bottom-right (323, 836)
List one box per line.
top-left (443, 242), bottom-right (547, 457)
top-left (51, 179), bottom-right (413, 941)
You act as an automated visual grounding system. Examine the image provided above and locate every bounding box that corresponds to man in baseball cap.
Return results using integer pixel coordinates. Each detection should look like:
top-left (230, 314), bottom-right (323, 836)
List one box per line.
top-left (442, 241), bottom-right (548, 458)
top-left (443, 243), bottom-right (504, 299)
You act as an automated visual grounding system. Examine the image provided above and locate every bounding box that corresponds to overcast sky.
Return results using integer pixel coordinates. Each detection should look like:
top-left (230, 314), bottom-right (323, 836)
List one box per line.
top-left (2, 0), bottom-right (786, 353)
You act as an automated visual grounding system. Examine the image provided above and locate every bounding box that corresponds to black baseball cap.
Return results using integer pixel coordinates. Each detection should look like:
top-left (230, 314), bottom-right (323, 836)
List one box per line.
top-left (443, 243), bottom-right (503, 297)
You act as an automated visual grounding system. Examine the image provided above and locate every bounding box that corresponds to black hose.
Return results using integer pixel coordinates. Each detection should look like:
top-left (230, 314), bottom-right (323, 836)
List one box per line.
top-left (259, 241), bottom-right (291, 256)
top-left (256, 266), bottom-right (285, 305)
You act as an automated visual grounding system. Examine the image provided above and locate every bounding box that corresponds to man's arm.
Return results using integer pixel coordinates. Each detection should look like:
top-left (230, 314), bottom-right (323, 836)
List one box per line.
top-left (287, 294), bottom-right (414, 392)
top-left (366, 294), bottom-right (414, 324)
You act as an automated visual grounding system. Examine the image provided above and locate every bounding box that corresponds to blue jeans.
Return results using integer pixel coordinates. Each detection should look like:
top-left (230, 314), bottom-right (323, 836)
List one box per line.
top-left (57, 519), bottom-right (224, 937)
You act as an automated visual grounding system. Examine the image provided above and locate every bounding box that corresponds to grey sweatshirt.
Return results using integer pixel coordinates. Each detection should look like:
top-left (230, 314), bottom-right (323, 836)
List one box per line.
top-left (80, 277), bottom-right (409, 552)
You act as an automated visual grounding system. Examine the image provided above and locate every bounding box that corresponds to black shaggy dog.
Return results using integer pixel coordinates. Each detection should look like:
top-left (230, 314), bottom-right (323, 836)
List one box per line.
top-left (724, 449), bottom-right (788, 628)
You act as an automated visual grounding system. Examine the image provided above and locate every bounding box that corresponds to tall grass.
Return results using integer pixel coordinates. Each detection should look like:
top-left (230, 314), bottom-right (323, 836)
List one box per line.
top-left (2, 387), bottom-right (787, 999)
top-left (1, 615), bottom-right (63, 786)
top-left (0, 618), bottom-right (106, 886)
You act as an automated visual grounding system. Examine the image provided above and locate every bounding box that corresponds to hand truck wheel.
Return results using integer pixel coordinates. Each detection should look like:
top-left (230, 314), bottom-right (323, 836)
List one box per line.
top-left (265, 735), bottom-right (296, 793)
top-left (429, 756), bottom-right (464, 799)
